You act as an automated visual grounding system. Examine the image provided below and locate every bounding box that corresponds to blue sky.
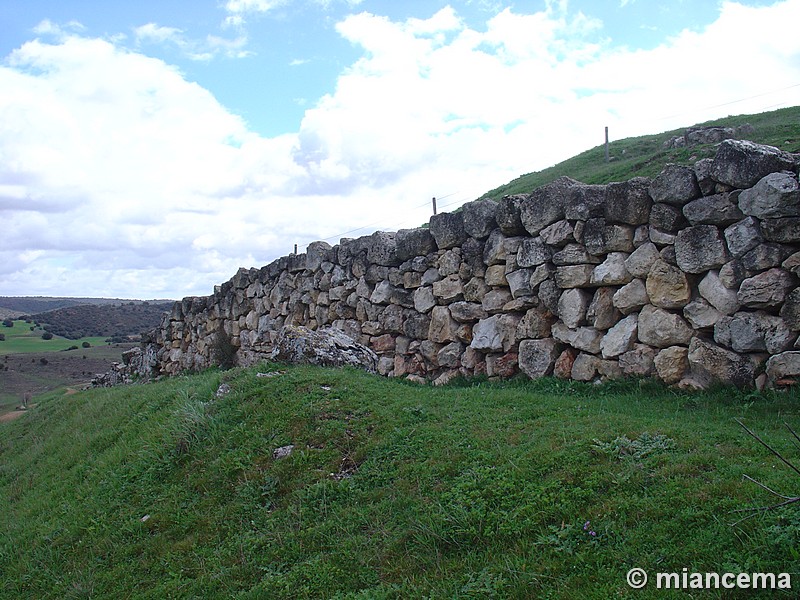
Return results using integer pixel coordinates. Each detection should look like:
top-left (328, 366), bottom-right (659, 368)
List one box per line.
top-left (1, 0), bottom-right (799, 298)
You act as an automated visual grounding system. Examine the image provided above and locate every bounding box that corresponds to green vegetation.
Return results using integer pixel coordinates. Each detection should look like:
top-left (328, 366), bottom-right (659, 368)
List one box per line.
top-left (0, 320), bottom-right (109, 355)
top-left (2, 363), bottom-right (799, 598)
top-left (481, 105), bottom-right (800, 200)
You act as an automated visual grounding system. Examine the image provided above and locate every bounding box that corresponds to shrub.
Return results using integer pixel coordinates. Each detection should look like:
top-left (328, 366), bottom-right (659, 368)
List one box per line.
top-left (41, 332), bottom-right (54, 340)
top-left (82, 341), bottom-right (91, 348)
top-left (0, 333), bottom-right (5, 341)
top-left (2, 319), bottom-right (13, 327)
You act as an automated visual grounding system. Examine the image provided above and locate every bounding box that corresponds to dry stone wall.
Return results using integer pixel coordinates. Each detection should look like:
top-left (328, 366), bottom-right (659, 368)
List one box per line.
top-left (140, 140), bottom-right (800, 389)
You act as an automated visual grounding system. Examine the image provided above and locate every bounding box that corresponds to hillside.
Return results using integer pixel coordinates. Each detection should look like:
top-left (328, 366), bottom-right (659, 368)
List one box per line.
top-left (28, 301), bottom-right (173, 340)
top-left (2, 364), bottom-right (799, 598)
top-left (481, 105), bottom-right (800, 200)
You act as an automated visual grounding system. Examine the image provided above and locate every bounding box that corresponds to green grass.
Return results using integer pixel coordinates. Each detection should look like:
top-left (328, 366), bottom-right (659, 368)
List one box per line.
top-left (481, 105), bottom-right (800, 200)
top-left (2, 364), bottom-right (799, 598)
top-left (0, 320), bottom-right (109, 354)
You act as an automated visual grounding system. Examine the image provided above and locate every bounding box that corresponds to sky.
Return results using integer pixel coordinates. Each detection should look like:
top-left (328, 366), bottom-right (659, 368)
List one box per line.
top-left (1, 0), bottom-right (799, 300)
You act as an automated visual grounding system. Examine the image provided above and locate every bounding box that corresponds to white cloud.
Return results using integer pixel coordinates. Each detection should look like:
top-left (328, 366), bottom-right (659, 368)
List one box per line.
top-left (2, 1), bottom-right (800, 298)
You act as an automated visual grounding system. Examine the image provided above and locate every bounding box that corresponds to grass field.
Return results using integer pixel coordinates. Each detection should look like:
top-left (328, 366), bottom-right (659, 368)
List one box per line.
top-left (2, 363), bottom-right (799, 598)
top-left (0, 320), bottom-right (109, 355)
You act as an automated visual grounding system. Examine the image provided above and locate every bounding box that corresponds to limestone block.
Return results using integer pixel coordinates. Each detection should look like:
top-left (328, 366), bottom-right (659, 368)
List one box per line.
top-left (539, 219), bottom-right (574, 247)
top-left (760, 217), bottom-right (800, 244)
top-left (654, 346), bottom-right (689, 385)
top-left (495, 194), bottom-right (526, 236)
top-left (438, 342), bottom-right (465, 368)
top-left (587, 287), bottom-right (621, 330)
top-left (554, 347), bottom-right (578, 379)
top-left (462, 198), bottom-right (498, 239)
top-left (604, 177), bottom-right (653, 225)
top-left (520, 176), bottom-right (577, 234)
top-left (403, 313), bottom-right (431, 340)
top-left (519, 338), bottom-right (560, 378)
top-left (506, 268), bottom-right (536, 298)
top-left (591, 252), bottom-right (633, 286)
top-left (564, 183), bottom-right (606, 220)
top-left (737, 268), bottom-right (795, 308)
top-left (613, 279), bottom-right (649, 315)
top-left (482, 289), bottom-right (513, 314)
top-left (649, 164), bottom-right (701, 206)
top-left (674, 225), bottom-right (729, 274)
top-left (649, 203), bottom-right (686, 232)
top-left (646, 260), bottom-right (691, 309)
top-left (687, 337), bottom-right (755, 387)
top-left (413, 286), bottom-right (436, 314)
top-left (429, 211), bottom-right (467, 250)
top-left (683, 193), bottom-right (744, 226)
top-left (557, 288), bottom-right (591, 329)
top-left (683, 298), bottom-right (723, 329)
top-left (637, 304), bottom-right (693, 348)
top-left (741, 243), bottom-right (787, 271)
top-left (765, 351), bottom-right (800, 386)
top-left (738, 172), bottom-right (800, 218)
top-left (619, 344), bottom-right (657, 377)
top-left (432, 275), bottom-right (464, 302)
top-left (464, 277), bottom-right (490, 302)
top-left (516, 305), bottom-right (556, 339)
top-left (552, 243), bottom-right (602, 266)
top-left (485, 264), bottom-right (508, 286)
top-left (728, 311), bottom-right (795, 354)
top-left (724, 217), bottom-right (763, 258)
top-left (625, 242), bottom-right (660, 278)
top-left (583, 218), bottom-right (635, 255)
top-left (449, 301), bottom-right (488, 323)
top-left (551, 321), bottom-right (603, 354)
top-left (710, 139), bottom-right (797, 189)
top-left (470, 314), bottom-right (520, 352)
top-left (555, 265), bottom-right (595, 289)
top-left (517, 237), bottom-right (553, 267)
top-left (366, 231), bottom-right (400, 266)
top-left (428, 306), bottom-right (459, 343)
top-left (601, 314), bottom-right (639, 358)
top-left (780, 288), bottom-right (800, 330)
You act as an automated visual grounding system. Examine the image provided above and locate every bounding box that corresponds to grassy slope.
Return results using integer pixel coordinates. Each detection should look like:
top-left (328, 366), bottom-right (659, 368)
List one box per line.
top-left (2, 364), bottom-right (799, 599)
top-left (480, 105), bottom-right (800, 200)
top-left (0, 320), bottom-right (109, 354)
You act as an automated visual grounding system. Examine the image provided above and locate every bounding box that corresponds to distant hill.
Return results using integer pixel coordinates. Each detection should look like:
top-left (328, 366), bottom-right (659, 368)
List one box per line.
top-left (481, 105), bottom-right (800, 200)
top-left (27, 301), bottom-right (173, 340)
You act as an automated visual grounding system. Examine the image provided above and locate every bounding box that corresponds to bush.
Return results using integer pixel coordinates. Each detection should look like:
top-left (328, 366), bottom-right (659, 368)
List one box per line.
top-left (82, 341), bottom-right (91, 348)
top-left (0, 333), bottom-right (5, 341)
top-left (41, 332), bottom-right (54, 340)
top-left (2, 319), bottom-right (13, 328)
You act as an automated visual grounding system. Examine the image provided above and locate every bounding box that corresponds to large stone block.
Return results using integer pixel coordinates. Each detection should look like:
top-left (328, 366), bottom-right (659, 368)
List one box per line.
top-left (517, 237), bottom-right (553, 267)
top-left (558, 288), bottom-right (591, 329)
top-left (687, 337), bottom-right (755, 387)
top-left (649, 164), bottom-right (701, 206)
top-left (428, 306), bottom-right (459, 343)
top-left (683, 193), bottom-right (743, 226)
top-left (520, 176), bottom-right (578, 235)
top-left (654, 346), bottom-right (688, 385)
top-left (727, 311), bottom-right (795, 354)
top-left (765, 351), bottom-right (800, 386)
top-left (565, 183), bottom-right (606, 220)
top-left (737, 268), bottom-right (795, 308)
top-left (604, 177), bottom-right (652, 225)
top-left (495, 194), bottom-right (526, 236)
top-left (760, 217), bottom-right (800, 243)
top-left (587, 287), bottom-right (621, 330)
top-left (600, 314), bottom-right (638, 358)
top-left (637, 304), bottom-right (693, 348)
top-left (519, 338), bottom-right (560, 378)
top-left (737, 172), bottom-right (800, 219)
top-left (396, 227), bottom-right (437, 262)
top-left (366, 231), bottom-right (400, 266)
top-left (462, 198), bottom-right (498, 239)
top-left (624, 242), bottom-right (660, 278)
top-left (591, 252), bottom-right (633, 286)
top-left (646, 260), bottom-right (691, 309)
top-left (711, 139), bottom-right (797, 189)
top-left (724, 217), bottom-right (763, 258)
top-left (429, 211), bottom-right (467, 250)
top-left (470, 314), bottom-right (520, 352)
top-left (613, 279), bottom-right (649, 315)
top-left (583, 218), bottom-right (635, 255)
top-left (674, 225), bottom-right (729, 274)
top-left (551, 322), bottom-right (603, 354)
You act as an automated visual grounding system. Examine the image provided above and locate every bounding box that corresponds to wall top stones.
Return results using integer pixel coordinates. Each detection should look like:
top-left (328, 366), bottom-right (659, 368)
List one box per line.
top-left (121, 139), bottom-right (800, 391)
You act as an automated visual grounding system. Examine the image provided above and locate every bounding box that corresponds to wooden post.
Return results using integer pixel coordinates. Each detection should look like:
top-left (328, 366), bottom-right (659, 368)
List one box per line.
top-left (605, 126), bottom-right (610, 162)
top-left (293, 243), bottom-right (298, 254)
top-left (432, 197), bottom-right (437, 216)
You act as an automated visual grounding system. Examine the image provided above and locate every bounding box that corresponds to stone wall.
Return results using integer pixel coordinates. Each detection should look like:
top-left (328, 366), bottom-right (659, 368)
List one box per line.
top-left (138, 139), bottom-right (800, 389)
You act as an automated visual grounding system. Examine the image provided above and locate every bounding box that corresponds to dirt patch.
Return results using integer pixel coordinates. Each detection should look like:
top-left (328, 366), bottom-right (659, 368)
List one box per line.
top-left (0, 343), bottom-right (134, 409)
